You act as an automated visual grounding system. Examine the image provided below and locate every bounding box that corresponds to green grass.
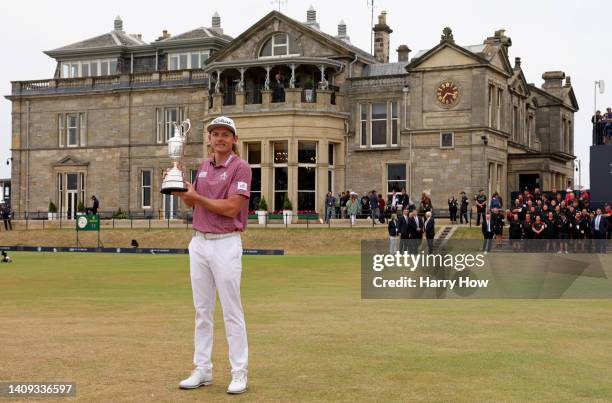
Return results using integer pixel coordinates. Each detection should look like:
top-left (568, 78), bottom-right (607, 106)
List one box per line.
top-left (1, 252), bottom-right (612, 401)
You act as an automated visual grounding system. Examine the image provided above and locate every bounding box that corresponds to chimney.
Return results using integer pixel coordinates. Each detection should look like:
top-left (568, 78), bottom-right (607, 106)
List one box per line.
top-left (483, 28), bottom-right (512, 48)
top-left (306, 6), bottom-right (320, 29)
top-left (211, 11), bottom-right (223, 34)
top-left (114, 16), bottom-right (123, 32)
top-left (542, 71), bottom-right (565, 88)
top-left (514, 57), bottom-right (521, 70)
top-left (397, 44), bottom-right (411, 62)
top-left (373, 11), bottom-right (392, 63)
top-left (336, 19), bottom-right (350, 43)
top-left (157, 29), bottom-right (171, 40)
top-left (565, 76), bottom-right (572, 86)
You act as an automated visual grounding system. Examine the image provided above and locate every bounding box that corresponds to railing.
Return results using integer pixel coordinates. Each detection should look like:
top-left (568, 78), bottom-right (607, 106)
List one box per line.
top-left (11, 69), bottom-right (209, 95)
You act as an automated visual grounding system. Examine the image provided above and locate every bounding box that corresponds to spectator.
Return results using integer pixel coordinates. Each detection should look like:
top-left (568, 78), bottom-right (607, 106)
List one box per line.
top-left (424, 211), bottom-right (435, 253)
top-left (592, 208), bottom-right (608, 253)
top-left (91, 195), bottom-right (99, 214)
top-left (398, 207), bottom-right (411, 253)
top-left (459, 191), bottom-right (469, 224)
top-left (346, 192), bottom-right (360, 226)
top-left (482, 212), bottom-right (494, 252)
top-left (1, 203), bottom-right (12, 231)
top-left (448, 194), bottom-right (458, 224)
top-left (369, 191), bottom-right (380, 222)
top-left (592, 110), bottom-right (604, 145)
top-left (420, 192), bottom-right (432, 213)
top-left (377, 194), bottom-right (386, 223)
top-left (475, 190), bottom-right (487, 226)
top-left (324, 192), bottom-right (336, 223)
top-left (388, 213), bottom-right (400, 253)
top-left (492, 207), bottom-right (504, 248)
top-left (490, 192), bottom-right (502, 210)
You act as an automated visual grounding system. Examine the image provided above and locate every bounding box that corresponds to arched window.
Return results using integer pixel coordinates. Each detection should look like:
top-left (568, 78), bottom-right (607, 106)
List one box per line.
top-left (259, 33), bottom-right (300, 58)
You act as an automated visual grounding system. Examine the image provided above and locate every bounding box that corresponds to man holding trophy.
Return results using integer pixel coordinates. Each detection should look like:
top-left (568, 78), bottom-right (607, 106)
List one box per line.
top-left (164, 116), bottom-right (251, 394)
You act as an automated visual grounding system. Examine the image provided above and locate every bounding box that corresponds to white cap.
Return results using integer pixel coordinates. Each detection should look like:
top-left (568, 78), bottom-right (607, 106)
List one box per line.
top-left (206, 116), bottom-right (236, 135)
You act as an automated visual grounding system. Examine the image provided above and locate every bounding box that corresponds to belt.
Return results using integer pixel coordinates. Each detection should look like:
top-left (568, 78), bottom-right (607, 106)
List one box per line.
top-left (194, 230), bottom-right (240, 240)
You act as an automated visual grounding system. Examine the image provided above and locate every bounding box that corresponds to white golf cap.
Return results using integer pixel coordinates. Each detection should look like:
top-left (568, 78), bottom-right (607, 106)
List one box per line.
top-left (206, 116), bottom-right (237, 135)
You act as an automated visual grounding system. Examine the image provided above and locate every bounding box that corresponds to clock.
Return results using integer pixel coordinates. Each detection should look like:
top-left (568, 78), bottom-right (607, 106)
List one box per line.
top-left (77, 216), bottom-right (88, 229)
top-left (436, 81), bottom-right (460, 106)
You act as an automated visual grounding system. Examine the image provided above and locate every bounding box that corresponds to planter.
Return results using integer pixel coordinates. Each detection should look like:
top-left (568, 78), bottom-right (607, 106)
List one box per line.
top-left (283, 210), bottom-right (294, 224)
top-left (47, 212), bottom-right (57, 220)
top-left (304, 89), bottom-right (314, 103)
top-left (257, 210), bottom-right (268, 225)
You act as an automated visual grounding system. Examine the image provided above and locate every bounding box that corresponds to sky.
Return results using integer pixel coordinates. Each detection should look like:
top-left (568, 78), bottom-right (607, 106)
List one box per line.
top-left (1, 0), bottom-right (608, 187)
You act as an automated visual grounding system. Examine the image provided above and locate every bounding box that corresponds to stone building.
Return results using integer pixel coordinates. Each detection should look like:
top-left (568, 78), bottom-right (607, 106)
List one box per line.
top-left (6, 9), bottom-right (577, 217)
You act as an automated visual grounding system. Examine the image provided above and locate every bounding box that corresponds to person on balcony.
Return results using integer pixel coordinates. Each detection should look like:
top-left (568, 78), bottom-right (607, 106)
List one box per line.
top-left (272, 72), bottom-right (286, 103)
top-left (592, 110), bottom-right (603, 145)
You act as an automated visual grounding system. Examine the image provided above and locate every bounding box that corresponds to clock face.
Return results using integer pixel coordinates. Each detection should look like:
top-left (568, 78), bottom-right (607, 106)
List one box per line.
top-left (436, 81), bottom-right (459, 106)
top-left (77, 216), bottom-right (88, 229)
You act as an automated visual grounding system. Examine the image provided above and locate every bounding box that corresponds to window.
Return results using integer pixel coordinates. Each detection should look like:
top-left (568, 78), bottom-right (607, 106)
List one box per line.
top-left (57, 173), bottom-right (64, 213)
top-left (496, 89), bottom-right (502, 129)
top-left (259, 33), bottom-right (300, 58)
top-left (156, 106), bottom-right (185, 143)
top-left (371, 103), bottom-right (387, 146)
top-left (440, 132), bottom-right (454, 149)
top-left (360, 104), bottom-right (367, 147)
top-left (247, 143), bottom-right (262, 211)
top-left (360, 101), bottom-right (400, 148)
top-left (60, 59), bottom-right (117, 78)
top-left (67, 114), bottom-right (79, 147)
top-left (298, 142), bottom-right (317, 211)
top-left (328, 143), bottom-right (334, 194)
top-left (488, 84), bottom-right (494, 127)
top-left (387, 164), bottom-right (406, 193)
top-left (168, 51), bottom-right (210, 70)
top-left (273, 142), bottom-right (288, 210)
top-left (79, 173), bottom-right (86, 206)
top-left (142, 170), bottom-right (152, 208)
top-left (328, 143), bottom-right (334, 166)
top-left (391, 101), bottom-right (399, 146)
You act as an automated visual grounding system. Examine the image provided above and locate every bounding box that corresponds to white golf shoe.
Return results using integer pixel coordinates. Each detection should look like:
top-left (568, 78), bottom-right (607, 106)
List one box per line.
top-left (179, 368), bottom-right (212, 389)
top-left (227, 371), bottom-right (248, 394)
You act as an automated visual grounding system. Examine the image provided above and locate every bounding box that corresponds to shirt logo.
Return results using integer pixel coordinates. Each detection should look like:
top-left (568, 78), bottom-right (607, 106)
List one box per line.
top-left (220, 172), bottom-right (228, 180)
top-left (198, 171), bottom-right (207, 178)
top-left (237, 181), bottom-right (247, 191)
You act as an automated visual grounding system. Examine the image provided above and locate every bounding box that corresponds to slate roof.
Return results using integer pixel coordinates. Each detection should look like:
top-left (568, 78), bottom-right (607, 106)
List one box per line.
top-left (48, 30), bottom-right (146, 53)
top-left (156, 27), bottom-right (233, 42)
top-left (363, 62), bottom-right (409, 76)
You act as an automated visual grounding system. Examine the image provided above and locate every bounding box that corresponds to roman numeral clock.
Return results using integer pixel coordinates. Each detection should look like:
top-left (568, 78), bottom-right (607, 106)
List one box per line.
top-left (436, 81), bottom-right (460, 107)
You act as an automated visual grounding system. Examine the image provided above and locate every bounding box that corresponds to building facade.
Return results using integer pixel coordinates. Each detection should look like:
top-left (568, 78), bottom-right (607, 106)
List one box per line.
top-left (6, 9), bottom-right (578, 217)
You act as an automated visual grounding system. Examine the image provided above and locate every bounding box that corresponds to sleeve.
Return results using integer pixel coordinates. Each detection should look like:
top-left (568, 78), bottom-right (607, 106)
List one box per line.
top-left (228, 161), bottom-right (252, 199)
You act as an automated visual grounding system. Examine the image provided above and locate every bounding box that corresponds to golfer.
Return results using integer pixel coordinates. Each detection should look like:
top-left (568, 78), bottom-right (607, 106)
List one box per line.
top-left (175, 116), bottom-right (251, 394)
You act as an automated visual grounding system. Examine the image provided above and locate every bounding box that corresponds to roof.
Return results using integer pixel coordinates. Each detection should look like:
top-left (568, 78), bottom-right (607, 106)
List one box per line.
top-left (363, 62), bottom-right (409, 76)
top-left (156, 26), bottom-right (233, 43)
top-left (47, 30), bottom-right (146, 53)
top-left (413, 43), bottom-right (485, 59)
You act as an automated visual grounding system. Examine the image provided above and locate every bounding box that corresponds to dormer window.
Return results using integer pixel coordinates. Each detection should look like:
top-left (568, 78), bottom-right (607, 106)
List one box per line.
top-left (168, 50), bottom-right (210, 70)
top-left (61, 59), bottom-right (117, 78)
top-left (259, 33), bottom-right (300, 58)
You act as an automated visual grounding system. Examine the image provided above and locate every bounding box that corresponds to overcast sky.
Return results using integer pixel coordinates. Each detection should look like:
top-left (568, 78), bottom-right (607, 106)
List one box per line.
top-left (1, 0), bottom-right (608, 187)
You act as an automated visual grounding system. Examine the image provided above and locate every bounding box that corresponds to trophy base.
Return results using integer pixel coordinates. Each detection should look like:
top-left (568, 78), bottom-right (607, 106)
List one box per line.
top-left (160, 187), bottom-right (187, 195)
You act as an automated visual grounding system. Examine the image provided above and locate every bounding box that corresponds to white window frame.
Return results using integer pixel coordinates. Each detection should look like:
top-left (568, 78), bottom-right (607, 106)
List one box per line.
top-left (60, 59), bottom-right (117, 78)
top-left (440, 132), bottom-right (455, 149)
top-left (141, 170), bottom-right (152, 208)
top-left (273, 141), bottom-right (289, 211)
top-left (259, 33), bottom-right (300, 59)
top-left (297, 141), bottom-right (317, 212)
top-left (370, 102), bottom-right (388, 148)
top-left (66, 114), bottom-right (79, 147)
top-left (391, 101), bottom-right (399, 146)
top-left (488, 84), bottom-right (494, 127)
top-left (163, 106), bottom-right (185, 142)
top-left (496, 89), bottom-right (502, 130)
top-left (386, 163), bottom-right (407, 196)
top-left (168, 50), bottom-right (210, 70)
top-left (359, 103), bottom-right (367, 148)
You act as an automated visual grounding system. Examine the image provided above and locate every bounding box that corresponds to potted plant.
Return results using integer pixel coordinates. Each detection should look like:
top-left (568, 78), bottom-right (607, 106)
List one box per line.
top-left (256, 196), bottom-right (268, 225)
top-left (282, 193), bottom-right (294, 224)
top-left (48, 201), bottom-right (58, 220)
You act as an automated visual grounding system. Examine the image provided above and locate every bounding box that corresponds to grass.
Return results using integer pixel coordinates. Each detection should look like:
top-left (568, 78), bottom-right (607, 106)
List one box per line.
top-left (1, 252), bottom-right (612, 401)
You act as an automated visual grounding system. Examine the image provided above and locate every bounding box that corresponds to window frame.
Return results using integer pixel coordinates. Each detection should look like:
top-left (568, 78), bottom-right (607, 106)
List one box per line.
top-left (168, 50), bottom-right (210, 70)
top-left (141, 170), bottom-right (152, 209)
top-left (66, 114), bottom-right (79, 148)
top-left (259, 33), bottom-right (300, 59)
top-left (386, 163), bottom-right (407, 195)
top-left (440, 132), bottom-right (455, 149)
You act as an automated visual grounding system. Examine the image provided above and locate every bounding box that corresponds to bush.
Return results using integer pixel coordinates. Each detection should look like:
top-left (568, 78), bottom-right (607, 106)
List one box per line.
top-left (257, 196), bottom-right (268, 211)
top-left (48, 201), bottom-right (57, 213)
top-left (282, 193), bottom-right (293, 210)
top-left (113, 208), bottom-right (128, 219)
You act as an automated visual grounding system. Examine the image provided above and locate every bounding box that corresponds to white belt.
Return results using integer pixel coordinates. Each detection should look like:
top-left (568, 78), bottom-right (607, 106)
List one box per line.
top-left (195, 230), bottom-right (240, 240)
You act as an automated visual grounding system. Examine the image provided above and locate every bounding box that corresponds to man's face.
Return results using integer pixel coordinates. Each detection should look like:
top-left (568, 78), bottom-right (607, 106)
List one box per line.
top-left (208, 127), bottom-right (237, 154)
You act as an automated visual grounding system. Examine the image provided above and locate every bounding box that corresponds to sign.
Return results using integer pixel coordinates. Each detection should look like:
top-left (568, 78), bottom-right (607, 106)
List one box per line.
top-left (76, 214), bottom-right (99, 231)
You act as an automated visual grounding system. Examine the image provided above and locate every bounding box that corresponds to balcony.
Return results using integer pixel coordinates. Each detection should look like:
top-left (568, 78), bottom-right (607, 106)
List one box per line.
top-left (9, 69), bottom-right (209, 96)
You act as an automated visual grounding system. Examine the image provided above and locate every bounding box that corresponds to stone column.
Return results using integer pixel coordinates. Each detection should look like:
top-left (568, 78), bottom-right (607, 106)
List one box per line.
top-left (235, 91), bottom-right (246, 112)
top-left (289, 64), bottom-right (297, 88)
top-left (284, 88), bottom-right (301, 105)
top-left (288, 138), bottom-right (298, 213)
top-left (261, 90), bottom-right (272, 107)
top-left (238, 68), bottom-right (245, 92)
top-left (316, 89), bottom-right (332, 107)
top-left (264, 66), bottom-right (271, 90)
top-left (318, 64), bottom-right (328, 90)
top-left (317, 140), bottom-right (329, 212)
top-left (261, 140), bottom-right (272, 212)
top-left (212, 93), bottom-right (223, 113)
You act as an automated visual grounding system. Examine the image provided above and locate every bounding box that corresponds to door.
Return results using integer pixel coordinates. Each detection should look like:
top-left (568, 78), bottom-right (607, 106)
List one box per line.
top-left (163, 194), bottom-right (179, 219)
top-left (66, 173), bottom-right (79, 219)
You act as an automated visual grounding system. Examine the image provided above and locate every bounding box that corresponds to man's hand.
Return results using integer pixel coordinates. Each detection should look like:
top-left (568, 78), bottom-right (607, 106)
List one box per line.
top-left (173, 182), bottom-right (199, 208)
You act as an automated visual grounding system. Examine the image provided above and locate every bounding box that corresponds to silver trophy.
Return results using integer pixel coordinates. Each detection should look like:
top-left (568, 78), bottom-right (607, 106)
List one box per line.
top-left (161, 119), bottom-right (191, 194)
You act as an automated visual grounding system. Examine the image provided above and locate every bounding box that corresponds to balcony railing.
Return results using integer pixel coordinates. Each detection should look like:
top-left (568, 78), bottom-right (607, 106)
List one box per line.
top-left (10, 69), bottom-right (209, 96)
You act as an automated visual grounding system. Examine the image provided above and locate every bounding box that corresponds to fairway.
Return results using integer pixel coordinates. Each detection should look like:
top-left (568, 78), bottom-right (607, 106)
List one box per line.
top-left (1, 252), bottom-right (612, 401)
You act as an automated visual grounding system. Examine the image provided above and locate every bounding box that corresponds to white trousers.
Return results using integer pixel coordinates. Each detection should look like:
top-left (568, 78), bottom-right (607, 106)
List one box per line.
top-left (188, 232), bottom-right (248, 373)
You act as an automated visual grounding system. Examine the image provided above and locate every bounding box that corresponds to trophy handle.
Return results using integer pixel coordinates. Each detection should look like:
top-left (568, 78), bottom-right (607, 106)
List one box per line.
top-left (181, 119), bottom-right (191, 137)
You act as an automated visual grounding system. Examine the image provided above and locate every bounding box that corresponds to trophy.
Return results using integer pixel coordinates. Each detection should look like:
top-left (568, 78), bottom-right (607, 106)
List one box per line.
top-left (160, 118), bottom-right (191, 194)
